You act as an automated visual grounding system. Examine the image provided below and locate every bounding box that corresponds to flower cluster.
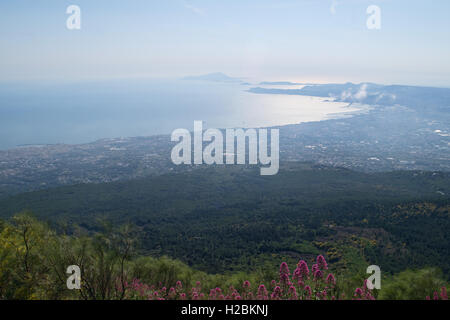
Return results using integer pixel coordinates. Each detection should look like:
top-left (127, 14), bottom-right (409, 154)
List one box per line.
top-left (426, 287), bottom-right (448, 300)
top-left (353, 279), bottom-right (375, 300)
top-left (120, 255), bottom-right (447, 301)
top-left (121, 255), bottom-right (371, 300)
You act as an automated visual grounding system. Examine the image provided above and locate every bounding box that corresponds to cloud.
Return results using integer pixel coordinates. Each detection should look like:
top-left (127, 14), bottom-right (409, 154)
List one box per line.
top-left (340, 83), bottom-right (368, 101)
top-left (354, 83), bottom-right (368, 100)
top-left (375, 92), bottom-right (396, 103)
top-left (184, 3), bottom-right (206, 16)
top-left (339, 84), bottom-right (397, 103)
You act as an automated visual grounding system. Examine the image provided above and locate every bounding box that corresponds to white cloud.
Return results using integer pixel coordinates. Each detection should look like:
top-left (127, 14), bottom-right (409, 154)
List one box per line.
top-left (184, 3), bottom-right (206, 16)
top-left (340, 83), bottom-right (368, 101)
top-left (354, 83), bottom-right (368, 100)
top-left (339, 84), bottom-right (397, 103)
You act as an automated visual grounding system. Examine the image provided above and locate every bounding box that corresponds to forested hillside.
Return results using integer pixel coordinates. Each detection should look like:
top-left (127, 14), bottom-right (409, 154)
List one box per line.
top-left (0, 162), bottom-right (448, 278)
top-left (0, 215), bottom-right (447, 300)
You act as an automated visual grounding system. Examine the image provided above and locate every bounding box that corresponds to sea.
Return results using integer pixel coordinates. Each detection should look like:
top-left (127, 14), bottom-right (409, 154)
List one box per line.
top-left (0, 78), bottom-right (366, 150)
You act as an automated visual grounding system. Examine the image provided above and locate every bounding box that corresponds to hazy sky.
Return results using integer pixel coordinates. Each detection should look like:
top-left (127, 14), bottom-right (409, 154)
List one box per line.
top-left (1, 0), bottom-right (449, 86)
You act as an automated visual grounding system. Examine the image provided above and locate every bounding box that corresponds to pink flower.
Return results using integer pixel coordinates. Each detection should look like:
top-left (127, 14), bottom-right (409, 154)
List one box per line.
top-left (279, 262), bottom-right (290, 285)
top-left (297, 260), bottom-right (310, 279)
top-left (288, 286), bottom-right (298, 300)
top-left (280, 262), bottom-right (289, 274)
top-left (257, 284), bottom-right (268, 300)
top-left (433, 291), bottom-right (439, 300)
top-left (326, 273), bottom-right (336, 286)
top-left (317, 255), bottom-right (328, 270)
top-left (271, 286), bottom-right (282, 300)
top-left (168, 287), bottom-right (176, 299)
top-left (280, 273), bottom-right (290, 285)
top-left (313, 269), bottom-right (323, 281)
top-left (354, 288), bottom-right (363, 299)
top-left (312, 264), bottom-right (319, 275)
top-left (441, 287), bottom-right (448, 300)
top-left (304, 285), bottom-right (312, 299)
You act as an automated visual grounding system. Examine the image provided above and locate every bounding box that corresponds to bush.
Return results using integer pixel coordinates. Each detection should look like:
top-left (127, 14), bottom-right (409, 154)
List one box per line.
top-left (379, 268), bottom-right (447, 300)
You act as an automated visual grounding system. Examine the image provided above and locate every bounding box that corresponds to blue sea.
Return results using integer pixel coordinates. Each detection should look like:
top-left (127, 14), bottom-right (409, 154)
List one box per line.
top-left (0, 79), bottom-right (361, 150)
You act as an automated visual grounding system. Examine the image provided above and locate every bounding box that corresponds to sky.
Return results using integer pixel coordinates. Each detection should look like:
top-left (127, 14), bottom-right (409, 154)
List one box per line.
top-left (1, 0), bottom-right (450, 86)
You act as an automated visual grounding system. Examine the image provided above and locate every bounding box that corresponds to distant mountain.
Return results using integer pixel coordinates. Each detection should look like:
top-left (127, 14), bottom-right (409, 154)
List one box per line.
top-left (248, 82), bottom-right (450, 111)
top-left (182, 72), bottom-right (240, 82)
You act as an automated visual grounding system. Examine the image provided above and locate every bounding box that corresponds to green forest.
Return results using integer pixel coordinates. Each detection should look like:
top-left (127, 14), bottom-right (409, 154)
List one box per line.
top-left (0, 163), bottom-right (449, 299)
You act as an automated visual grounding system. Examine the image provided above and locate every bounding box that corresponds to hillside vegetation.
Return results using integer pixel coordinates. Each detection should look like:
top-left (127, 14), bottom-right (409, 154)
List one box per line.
top-left (0, 163), bottom-right (448, 278)
top-left (0, 214), bottom-right (447, 300)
